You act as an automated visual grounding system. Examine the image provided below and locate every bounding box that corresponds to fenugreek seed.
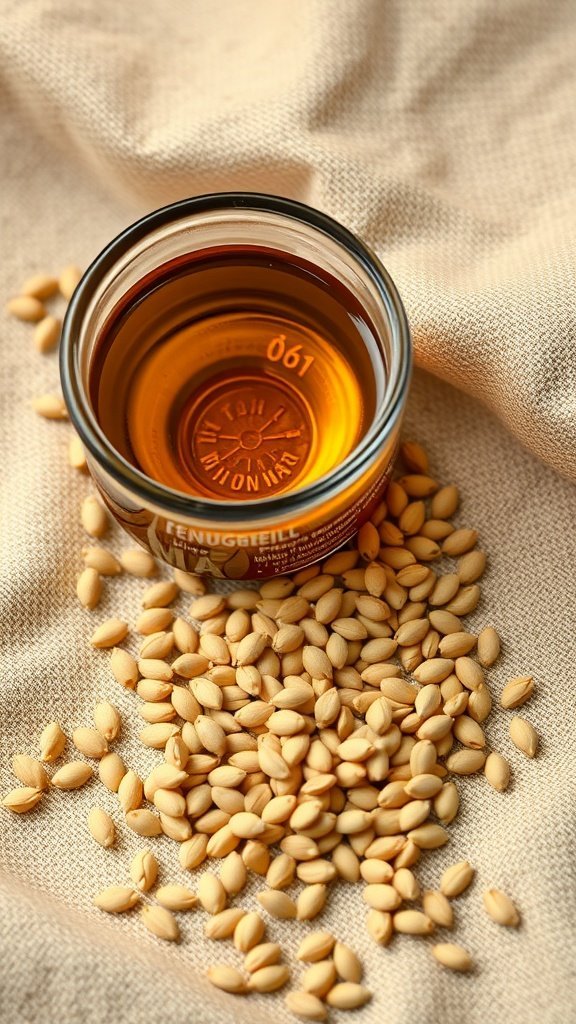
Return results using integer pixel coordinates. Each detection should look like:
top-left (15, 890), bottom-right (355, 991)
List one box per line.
top-left (119, 548), bottom-right (157, 577)
top-left (171, 569), bottom-right (204, 595)
top-left (423, 890), bottom-right (454, 928)
top-left (438, 632), bottom-right (477, 658)
top-left (244, 942), bottom-right (282, 974)
top-left (76, 567), bottom-right (101, 609)
top-left (432, 943), bottom-right (472, 971)
top-left (358, 521), bottom-right (380, 561)
top-left (440, 861), bottom-right (475, 898)
top-left (68, 435), bottom-right (87, 471)
top-left (366, 909), bottom-right (393, 945)
top-left (72, 727), bottom-right (108, 759)
top-left (207, 966), bottom-right (247, 994)
top-left (467, 683), bottom-right (493, 723)
top-left (500, 676), bottom-right (535, 710)
top-left (8, 294), bottom-right (46, 321)
top-left (360, 860), bottom-right (394, 884)
top-left (138, 658), bottom-right (173, 681)
top-left (32, 393), bottom-right (68, 419)
top-left (205, 908), bottom-right (246, 940)
top-left (12, 755), bottom-right (49, 791)
top-left (59, 264), bottom-right (82, 299)
top-left (404, 773), bottom-right (443, 799)
top-left (130, 849), bottom-right (158, 892)
top-left (234, 911), bottom-right (266, 951)
top-left (413, 659), bottom-right (454, 685)
top-left (301, 960), bottom-right (337, 997)
top-left (277, 595), bottom-right (310, 623)
top-left (118, 771), bottom-right (143, 809)
top-left (81, 496), bottom-right (108, 538)
top-left (189, 594), bottom-right (226, 620)
top-left (155, 884), bottom-right (197, 911)
top-left (51, 761), bottom-right (92, 790)
top-left (179, 834), bottom-right (209, 870)
top-left (141, 905), bottom-right (179, 942)
top-left (139, 631), bottom-right (173, 660)
top-left (39, 721), bottom-right (66, 763)
top-left (433, 783), bottom-right (460, 824)
top-left (125, 808), bottom-right (162, 837)
top-left (458, 549), bottom-right (486, 584)
top-left (91, 619), bottom-right (128, 649)
top-left (88, 807), bottom-right (115, 847)
top-left (477, 625), bottom-right (501, 666)
top-left (172, 652), bottom-right (208, 679)
top-left (92, 702), bottom-right (121, 742)
top-left (257, 889), bottom-right (297, 920)
top-left (333, 941), bottom-right (363, 983)
top-left (33, 314), bottom-right (61, 354)
top-left (1, 787), bottom-right (43, 813)
top-left (393, 910), bottom-right (434, 935)
top-left (136, 608), bottom-right (173, 635)
top-left (401, 440), bottom-right (429, 473)
top-left (509, 716), bottom-right (539, 757)
top-left (139, 723), bottom-right (179, 748)
top-left (21, 273), bottom-right (59, 300)
top-left (326, 983), bottom-right (372, 1010)
top-left (83, 546), bottom-right (122, 575)
top-left (285, 992), bottom-right (328, 1021)
top-left (445, 749), bottom-right (486, 775)
top-left (483, 888), bottom-right (520, 927)
top-left (297, 884), bottom-right (327, 921)
top-left (407, 823), bottom-right (449, 849)
top-left (362, 884), bottom-right (401, 912)
top-left (198, 873), bottom-right (227, 915)
top-left (296, 932), bottom-right (335, 962)
top-left (93, 886), bottom-right (138, 914)
top-left (484, 751), bottom-right (511, 792)
top-left (453, 715), bottom-right (486, 749)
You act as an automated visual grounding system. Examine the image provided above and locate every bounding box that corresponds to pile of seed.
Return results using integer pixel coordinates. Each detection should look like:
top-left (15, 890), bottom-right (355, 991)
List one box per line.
top-left (6, 283), bottom-right (537, 1017)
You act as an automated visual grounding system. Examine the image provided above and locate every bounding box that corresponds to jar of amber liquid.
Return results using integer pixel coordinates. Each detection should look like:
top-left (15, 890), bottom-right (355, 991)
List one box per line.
top-left (60, 194), bottom-right (411, 579)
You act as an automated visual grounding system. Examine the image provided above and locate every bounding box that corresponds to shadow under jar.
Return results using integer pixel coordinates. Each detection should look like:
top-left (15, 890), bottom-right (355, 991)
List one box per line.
top-left (60, 193), bottom-right (411, 580)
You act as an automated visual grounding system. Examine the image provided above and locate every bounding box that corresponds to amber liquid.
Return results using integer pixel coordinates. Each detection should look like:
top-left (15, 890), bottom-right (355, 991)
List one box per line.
top-left (89, 247), bottom-right (382, 501)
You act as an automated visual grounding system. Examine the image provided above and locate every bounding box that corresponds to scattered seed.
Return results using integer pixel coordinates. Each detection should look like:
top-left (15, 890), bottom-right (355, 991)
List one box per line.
top-left (141, 904), bottom-right (180, 942)
top-left (12, 754), bottom-right (49, 791)
top-left (207, 965), bottom-right (247, 994)
top-left (88, 807), bottom-right (115, 847)
top-left (285, 991), bottom-right (327, 1021)
top-left (51, 762), bottom-right (92, 790)
top-left (326, 983), bottom-right (372, 1009)
top-left (432, 943), bottom-right (472, 971)
top-left (440, 861), bottom-right (475, 898)
top-left (1, 787), bottom-right (43, 813)
top-left (32, 393), bottom-right (68, 419)
top-left (93, 886), bottom-right (138, 914)
top-left (130, 849), bottom-right (158, 892)
top-left (482, 888), bottom-right (520, 927)
top-left (509, 716), bottom-right (539, 757)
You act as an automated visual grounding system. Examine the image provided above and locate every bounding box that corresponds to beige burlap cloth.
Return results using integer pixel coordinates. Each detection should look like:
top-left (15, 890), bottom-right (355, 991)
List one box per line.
top-left (1, 2), bottom-right (575, 1022)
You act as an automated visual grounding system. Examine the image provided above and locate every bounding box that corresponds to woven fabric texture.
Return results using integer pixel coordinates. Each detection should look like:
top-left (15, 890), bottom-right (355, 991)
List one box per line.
top-left (0, 2), bottom-right (575, 1023)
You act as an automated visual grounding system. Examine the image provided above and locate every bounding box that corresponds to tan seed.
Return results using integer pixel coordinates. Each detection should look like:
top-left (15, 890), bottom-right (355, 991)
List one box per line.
top-left (83, 546), bottom-right (121, 575)
top-left (33, 315), bottom-right (60, 353)
top-left (257, 890), bottom-right (297, 920)
top-left (301, 960), bottom-right (337, 997)
top-left (141, 905), bottom-right (179, 942)
top-left (156, 884), bottom-right (198, 911)
top-left (285, 992), bottom-right (328, 1021)
top-left (93, 702), bottom-right (121, 742)
top-left (333, 941), bottom-right (363, 983)
top-left (7, 294), bottom-right (46, 321)
top-left (483, 888), bottom-right (520, 927)
top-left (51, 761), bottom-right (92, 790)
top-left (91, 619), bottom-right (128, 649)
top-left (88, 807), bottom-right (115, 847)
top-left (401, 440), bottom-right (429, 473)
top-left (477, 625), bottom-right (501, 666)
top-left (297, 884), bottom-right (327, 920)
top-left (357, 520), bottom-right (380, 561)
top-left (205, 908), bottom-right (246, 940)
top-left (207, 966), bottom-right (247, 994)
top-left (500, 675), bottom-right (534, 709)
top-left (458, 549), bottom-right (486, 584)
top-left (130, 849), bottom-right (158, 891)
top-left (440, 861), bottom-right (475, 898)
top-left (433, 783), bottom-right (460, 825)
top-left (68, 435), bottom-right (87, 471)
top-left (21, 273), bottom-right (59, 300)
top-left (1, 787), bottom-right (43, 813)
top-left (12, 755), bottom-right (49, 791)
top-left (179, 834), bottom-right (209, 871)
top-left (326, 983), bottom-right (372, 1010)
top-left (423, 890), bottom-right (454, 928)
top-left (93, 886), bottom-right (138, 914)
top-left (198, 873), bottom-right (227, 915)
top-left (366, 909), bottom-right (393, 945)
top-left (139, 723), bottom-right (179, 748)
top-left (81, 496), bottom-right (108, 538)
top-left (39, 721), bottom-right (66, 762)
top-left (76, 567), bottom-right (101, 610)
top-left (445, 749), bottom-right (486, 775)
top-left (125, 809), bottom-right (162, 837)
top-left (59, 264), bottom-right (82, 299)
top-left (32, 393), bottom-right (68, 419)
top-left (244, 942), bottom-right (282, 972)
top-left (72, 727), bottom-right (108, 759)
top-left (484, 752), bottom-right (511, 792)
top-left (509, 717), bottom-right (539, 757)
top-left (393, 909), bottom-right (434, 935)
top-left (432, 943), bottom-right (472, 971)
top-left (234, 910), bottom-right (266, 951)
top-left (120, 548), bottom-right (157, 577)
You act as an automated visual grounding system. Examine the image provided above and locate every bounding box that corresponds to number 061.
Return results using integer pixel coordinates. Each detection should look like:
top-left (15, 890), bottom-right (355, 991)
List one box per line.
top-left (266, 335), bottom-right (314, 378)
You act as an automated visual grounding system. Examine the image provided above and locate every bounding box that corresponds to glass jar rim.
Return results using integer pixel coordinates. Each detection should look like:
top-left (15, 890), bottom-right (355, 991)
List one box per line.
top-left (60, 192), bottom-right (412, 524)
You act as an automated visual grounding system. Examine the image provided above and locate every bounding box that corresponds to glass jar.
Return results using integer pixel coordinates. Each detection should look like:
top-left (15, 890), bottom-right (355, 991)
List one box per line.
top-left (60, 193), bottom-right (411, 579)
